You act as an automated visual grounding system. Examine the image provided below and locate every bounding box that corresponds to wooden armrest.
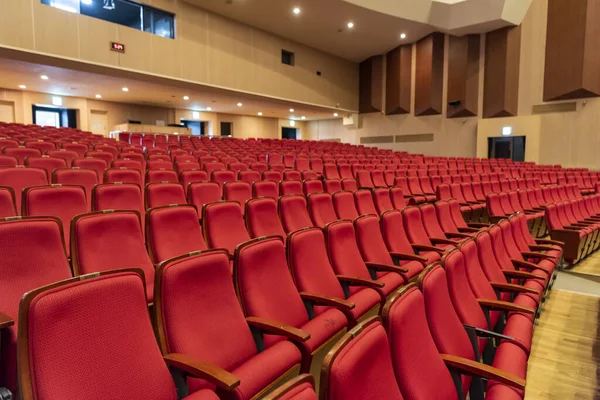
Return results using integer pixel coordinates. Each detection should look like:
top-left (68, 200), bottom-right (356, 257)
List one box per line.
top-left (458, 227), bottom-right (481, 233)
top-left (477, 299), bottom-right (535, 315)
top-left (365, 262), bottom-right (409, 274)
top-left (502, 270), bottom-right (547, 281)
top-left (445, 232), bottom-right (473, 239)
top-left (0, 312), bottom-right (14, 329)
top-left (390, 252), bottom-right (428, 266)
top-left (246, 317), bottom-right (310, 343)
top-left (430, 237), bottom-right (461, 245)
top-left (411, 244), bottom-right (446, 254)
top-left (164, 353), bottom-right (240, 391)
top-left (299, 292), bottom-right (355, 312)
top-left (336, 275), bottom-right (385, 289)
top-left (490, 282), bottom-right (540, 295)
top-left (528, 245), bottom-right (555, 252)
top-left (511, 259), bottom-right (551, 274)
top-left (440, 354), bottom-right (525, 391)
top-left (521, 251), bottom-right (556, 260)
top-left (535, 238), bottom-right (564, 247)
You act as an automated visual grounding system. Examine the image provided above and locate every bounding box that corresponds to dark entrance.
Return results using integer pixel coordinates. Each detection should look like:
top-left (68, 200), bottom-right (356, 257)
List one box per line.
top-left (488, 136), bottom-right (526, 162)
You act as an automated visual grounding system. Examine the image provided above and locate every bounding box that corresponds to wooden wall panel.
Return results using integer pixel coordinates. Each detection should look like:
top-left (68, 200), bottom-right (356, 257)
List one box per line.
top-left (415, 33), bottom-right (444, 116)
top-left (447, 35), bottom-right (480, 118)
top-left (483, 26), bottom-right (521, 118)
top-left (359, 56), bottom-right (384, 113)
top-left (385, 45), bottom-right (412, 115)
top-left (544, 0), bottom-right (600, 101)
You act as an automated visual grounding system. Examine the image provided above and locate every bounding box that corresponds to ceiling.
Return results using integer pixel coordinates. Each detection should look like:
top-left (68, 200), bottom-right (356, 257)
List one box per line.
top-left (185, 0), bottom-right (532, 62)
top-left (0, 57), bottom-right (341, 121)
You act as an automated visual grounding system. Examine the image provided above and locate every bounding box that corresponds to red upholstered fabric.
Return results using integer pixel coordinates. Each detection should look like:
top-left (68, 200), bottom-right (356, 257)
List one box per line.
top-left (187, 182), bottom-right (221, 219)
top-left (73, 157), bottom-right (108, 180)
top-left (203, 201), bottom-right (250, 255)
top-left (419, 265), bottom-right (474, 397)
top-left (0, 217), bottom-right (72, 395)
top-left (235, 237), bottom-right (346, 352)
top-left (63, 143), bottom-right (89, 157)
top-left (307, 193), bottom-right (338, 228)
top-left (0, 155), bottom-right (17, 167)
top-left (253, 180), bottom-right (278, 199)
top-left (338, 164), bottom-right (352, 179)
top-left (323, 179), bottom-right (342, 194)
top-left (146, 183), bottom-right (186, 209)
top-left (272, 381), bottom-right (317, 400)
top-left (302, 179), bottom-right (324, 195)
top-left (180, 170), bottom-right (209, 194)
top-left (25, 140), bottom-right (56, 153)
top-left (341, 178), bottom-right (358, 192)
top-left (356, 170), bottom-right (374, 189)
top-left (263, 170), bottom-right (283, 182)
top-left (324, 164), bottom-right (340, 180)
top-left (372, 188), bottom-right (394, 214)
top-left (384, 286), bottom-right (459, 400)
top-left (104, 168), bottom-right (143, 187)
top-left (0, 167), bottom-right (48, 214)
top-left (223, 181), bottom-right (252, 209)
top-left (389, 187), bottom-right (407, 210)
top-left (146, 169), bottom-right (179, 184)
top-left (287, 227), bottom-right (380, 320)
top-left (245, 197), bottom-right (286, 239)
top-left (23, 271), bottom-right (181, 400)
top-left (489, 342), bottom-right (528, 398)
top-left (279, 195), bottom-right (313, 233)
top-left (283, 170), bottom-right (301, 182)
top-left (147, 160), bottom-right (174, 170)
top-left (229, 162), bottom-right (249, 175)
top-left (52, 168), bottom-right (99, 209)
top-left (157, 250), bottom-right (301, 399)
top-left (72, 211), bottom-right (155, 301)
top-left (420, 203), bottom-right (452, 240)
top-left (25, 156), bottom-right (67, 178)
top-left (238, 170), bottom-right (261, 184)
top-left (92, 183), bottom-right (145, 232)
top-left (86, 150), bottom-right (114, 165)
top-left (147, 205), bottom-right (207, 264)
top-left (402, 206), bottom-right (452, 251)
top-left (354, 189), bottom-right (378, 217)
top-left (332, 191), bottom-right (359, 221)
top-left (280, 180), bottom-right (303, 196)
top-left (381, 210), bottom-right (440, 265)
top-left (0, 186), bottom-right (16, 217)
top-left (323, 319), bottom-right (405, 400)
top-left (23, 185), bottom-right (88, 256)
top-left (3, 146), bottom-right (42, 164)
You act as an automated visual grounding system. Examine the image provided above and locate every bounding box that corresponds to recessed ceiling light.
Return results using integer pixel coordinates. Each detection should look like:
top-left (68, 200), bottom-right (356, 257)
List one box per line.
top-left (122, 87), bottom-right (129, 92)
top-left (293, 7), bottom-right (300, 15)
top-left (258, 112), bottom-right (263, 116)
top-left (183, 96), bottom-right (189, 100)
top-left (301, 116), bottom-right (306, 120)
top-left (333, 113), bottom-right (339, 117)
top-left (206, 107), bottom-right (212, 111)
top-left (289, 108), bottom-right (294, 112)
top-left (400, 33), bottom-right (407, 39)
top-left (347, 22), bottom-right (354, 29)
top-left (95, 94), bottom-right (102, 99)
top-left (18, 85), bottom-right (26, 89)
top-left (237, 103), bottom-right (243, 107)
top-left (40, 75), bottom-right (49, 80)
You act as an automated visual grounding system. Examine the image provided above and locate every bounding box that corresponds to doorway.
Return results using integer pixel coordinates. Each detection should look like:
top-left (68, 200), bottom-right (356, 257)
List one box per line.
top-left (181, 120), bottom-right (206, 136)
top-left (32, 105), bottom-right (77, 128)
top-left (89, 110), bottom-right (108, 136)
top-left (488, 136), bottom-right (526, 161)
top-left (282, 127), bottom-right (298, 139)
top-left (0, 102), bottom-right (15, 123)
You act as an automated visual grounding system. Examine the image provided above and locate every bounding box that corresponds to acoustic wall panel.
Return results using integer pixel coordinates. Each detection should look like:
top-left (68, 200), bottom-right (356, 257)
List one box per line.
top-left (415, 33), bottom-right (444, 116)
top-left (483, 26), bottom-right (521, 118)
top-left (359, 55), bottom-right (384, 113)
top-left (385, 45), bottom-right (412, 115)
top-left (543, 0), bottom-right (600, 101)
top-left (447, 34), bottom-right (480, 118)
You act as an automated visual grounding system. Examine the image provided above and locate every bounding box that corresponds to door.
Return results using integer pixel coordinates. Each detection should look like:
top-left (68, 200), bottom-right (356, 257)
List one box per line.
top-left (282, 127), bottom-right (297, 139)
top-left (89, 110), bottom-right (108, 136)
top-left (0, 102), bottom-right (14, 123)
top-left (488, 136), bottom-right (526, 161)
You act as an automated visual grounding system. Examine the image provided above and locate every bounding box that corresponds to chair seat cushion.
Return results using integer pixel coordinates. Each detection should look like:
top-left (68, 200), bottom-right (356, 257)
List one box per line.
top-left (398, 260), bottom-right (425, 279)
top-left (503, 313), bottom-right (534, 354)
top-left (377, 271), bottom-right (406, 297)
top-left (347, 288), bottom-right (382, 320)
top-left (300, 308), bottom-right (347, 353)
top-left (420, 251), bottom-right (441, 265)
top-left (485, 383), bottom-right (524, 400)
top-left (185, 390), bottom-right (220, 400)
top-left (489, 341), bottom-right (528, 398)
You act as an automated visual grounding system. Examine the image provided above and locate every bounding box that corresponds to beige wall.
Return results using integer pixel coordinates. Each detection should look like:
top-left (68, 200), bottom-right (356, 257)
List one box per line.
top-left (0, 0), bottom-right (358, 112)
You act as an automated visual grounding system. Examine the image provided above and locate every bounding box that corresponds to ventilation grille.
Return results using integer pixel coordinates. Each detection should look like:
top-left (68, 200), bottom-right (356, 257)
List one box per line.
top-left (319, 138), bottom-right (341, 142)
top-left (532, 102), bottom-right (577, 114)
top-left (394, 133), bottom-right (434, 143)
top-left (360, 135), bottom-right (394, 144)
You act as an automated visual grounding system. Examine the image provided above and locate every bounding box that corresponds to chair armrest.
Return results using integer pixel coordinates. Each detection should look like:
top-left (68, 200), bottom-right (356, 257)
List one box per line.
top-left (336, 275), bottom-right (385, 289)
top-left (528, 245), bottom-right (555, 252)
top-left (445, 232), bottom-right (473, 239)
top-left (389, 252), bottom-right (428, 267)
top-left (411, 244), bottom-right (446, 254)
top-left (246, 317), bottom-right (310, 343)
top-left (463, 324), bottom-right (515, 342)
top-left (490, 282), bottom-right (540, 295)
top-left (0, 312), bottom-right (14, 329)
top-left (502, 270), bottom-right (547, 281)
top-left (511, 259), bottom-right (551, 274)
top-left (535, 238), bottom-right (564, 248)
top-left (430, 237), bottom-right (461, 245)
top-left (521, 251), bottom-right (556, 260)
top-left (365, 262), bottom-right (409, 274)
top-left (477, 299), bottom-right (535, 315)
top-left (458, 227), bottom-right (481, 233)
top-left (440, 354), bottom-right (525, 391)
top-left (299, 292), bottom-right (355, 312)
top-left (164, 353), bottom-right (240, 391)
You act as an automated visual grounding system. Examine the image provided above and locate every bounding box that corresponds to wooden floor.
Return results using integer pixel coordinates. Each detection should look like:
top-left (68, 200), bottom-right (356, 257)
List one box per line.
top-left (525, 289), bottom-right (600, 399)
top-left (570, 251), bottom-right (600, 277)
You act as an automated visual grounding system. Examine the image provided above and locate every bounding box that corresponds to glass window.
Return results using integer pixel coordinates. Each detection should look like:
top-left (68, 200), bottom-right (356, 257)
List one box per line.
top-left (41, 0), bottom-right (80, 13)
top-left (144, 8), bottom-right (175, 38)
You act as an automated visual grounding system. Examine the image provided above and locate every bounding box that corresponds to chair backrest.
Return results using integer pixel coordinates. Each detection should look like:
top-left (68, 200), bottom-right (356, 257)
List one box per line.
top-left (18, 270), bottom-right (183, 400)
top-left (187, 182), bottom-right (222, 220)
top-left (223, 181), bottom-right (252, 209)
top-left (263, 170), bottom-right (283, 182)
top-left (72, 157), bottom-right (107, 180)
top-left (354, 189), bottom-right (378, 217)
top-left (324, 164), bottom-right (340, 180)
top-left (354, 214), bottom-right (395, 267)
top-left (238, 170), bottom-right (261, 184)
top-left (325, 220), bottom-right (372, 281)
top-left (401, 206), bottom-right (434, 246)
top-left (332, 190), bottom-right (359, 220)
top-left (320, 317), bottom-right (405, 400)
top-left (147, 160), bottom-right (174, 170)
top-left (372, 188), bottom-right (394, 215)
top-left (0, 167), bottom-right (49, 214)
top-left (280, 180), bottom-right (303, 196)
top-left (303, 179), bottom-right (324, 195)
top-left (104, 168), bottom-right (143, 187)
top-left (202, 201), bottom-right (250, 255)
top-left (146, 169), bottom-right (178, 184)
top-left (145, 183), bottom-right (186, 209)
top-left (253, 180), bottom-right (278, 198)
top-left (0, 186), bottom-right (16, 218)
top-left (279, 195), bottom-right (314, 233)
top-left (0, 217), bottom-right (72, 395)
top-left (146, 205), bottom-right (207, 264)
top-left (382, 284), bottom-right (461, 400)
top-left (71, 210), bottom-right (155, 302)
top-left (419, 203), bottom-right (448, 239)
top-left (3, 146), bottom-right (42, 164)
top-left (338, 164), bottom-right (352, 179)
top-left (25, 156), bottom-right (67, 178)
top-left (307, 192), bottom-right (338, 228)
top-left (267, 375), bottom-right (317, 400)
top-left (341, 178), bottom-right (357, 192)
top-left (23, 185), bottom-right (88, 256)
top-left (323, 179), bottom-right (342, 194)
top-left (245, 197), bottom-right (286, 239)
top-left (283, 170), bottom-right (302, 181)
top-left (356, 170), bottom-right (374, 189)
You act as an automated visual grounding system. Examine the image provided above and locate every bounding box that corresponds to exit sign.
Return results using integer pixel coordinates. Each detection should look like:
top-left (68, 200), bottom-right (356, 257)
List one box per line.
top-left (111, 42), bottom-right (125, 53)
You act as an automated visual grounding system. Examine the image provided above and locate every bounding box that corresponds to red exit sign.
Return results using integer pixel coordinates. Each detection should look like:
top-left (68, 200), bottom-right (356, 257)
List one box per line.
top-left (110, 42), bottom-right (125, 53)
